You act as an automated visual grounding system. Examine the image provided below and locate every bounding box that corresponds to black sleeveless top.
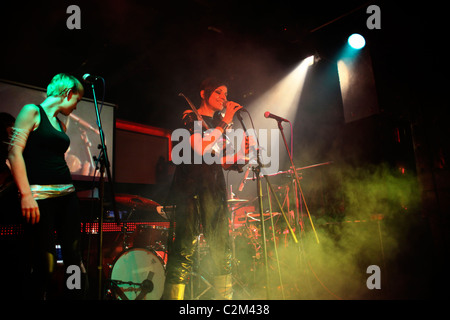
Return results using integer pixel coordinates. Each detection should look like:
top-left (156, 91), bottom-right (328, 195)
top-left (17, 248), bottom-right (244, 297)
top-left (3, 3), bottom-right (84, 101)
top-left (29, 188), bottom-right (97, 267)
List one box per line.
top-left (22, 105), bottom-right (72, 185)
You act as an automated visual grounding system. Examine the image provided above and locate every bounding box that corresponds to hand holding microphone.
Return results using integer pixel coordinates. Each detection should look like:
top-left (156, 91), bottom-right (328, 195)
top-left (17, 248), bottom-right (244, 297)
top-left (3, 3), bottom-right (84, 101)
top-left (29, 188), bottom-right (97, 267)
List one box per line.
top-left (223, 100), bottom-right (243, 124)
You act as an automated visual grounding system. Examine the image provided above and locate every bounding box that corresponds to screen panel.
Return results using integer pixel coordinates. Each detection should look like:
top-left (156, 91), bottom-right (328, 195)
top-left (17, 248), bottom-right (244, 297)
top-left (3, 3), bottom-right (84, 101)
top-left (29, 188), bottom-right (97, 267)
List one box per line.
top-left (0, 79), bottom-right (115, 181)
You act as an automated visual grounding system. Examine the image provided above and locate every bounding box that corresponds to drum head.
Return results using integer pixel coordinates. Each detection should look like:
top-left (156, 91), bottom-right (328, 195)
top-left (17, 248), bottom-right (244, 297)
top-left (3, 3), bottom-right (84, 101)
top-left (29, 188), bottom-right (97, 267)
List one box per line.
top-left (110, 248), bottom-right (165, 300)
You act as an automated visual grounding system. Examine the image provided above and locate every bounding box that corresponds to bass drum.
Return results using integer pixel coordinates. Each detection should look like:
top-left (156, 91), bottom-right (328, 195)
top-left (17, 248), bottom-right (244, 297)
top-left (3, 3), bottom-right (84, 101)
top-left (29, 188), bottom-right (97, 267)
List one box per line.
top-left (110, 248), bottom-right (165, 300)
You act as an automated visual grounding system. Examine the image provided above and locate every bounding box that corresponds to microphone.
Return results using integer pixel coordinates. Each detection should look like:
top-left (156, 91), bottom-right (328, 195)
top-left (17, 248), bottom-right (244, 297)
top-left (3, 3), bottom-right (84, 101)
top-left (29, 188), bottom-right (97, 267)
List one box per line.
top-left (264, 111), bottom-right (288, 122)
top-left (224, 100), bottom-right (245, 115)
top-left (82, 74), bottom-right (102, 84)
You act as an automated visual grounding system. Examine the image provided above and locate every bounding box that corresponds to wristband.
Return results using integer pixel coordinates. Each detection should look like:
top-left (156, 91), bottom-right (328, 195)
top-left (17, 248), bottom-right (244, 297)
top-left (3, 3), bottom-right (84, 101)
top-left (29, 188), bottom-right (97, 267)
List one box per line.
top-left (217, 120), bottom-right (228, 131)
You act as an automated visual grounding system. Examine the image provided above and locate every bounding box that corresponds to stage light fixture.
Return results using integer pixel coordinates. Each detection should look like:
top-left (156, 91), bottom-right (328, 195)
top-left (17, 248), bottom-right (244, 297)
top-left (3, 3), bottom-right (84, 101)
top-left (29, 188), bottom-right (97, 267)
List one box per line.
top-left (348, 33), bottom-right (366, 49)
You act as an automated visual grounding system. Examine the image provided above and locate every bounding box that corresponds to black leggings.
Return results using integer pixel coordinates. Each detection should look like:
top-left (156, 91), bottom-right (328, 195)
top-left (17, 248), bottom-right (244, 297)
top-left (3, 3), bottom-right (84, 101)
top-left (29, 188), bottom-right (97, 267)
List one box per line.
top-left (24, 192), bottom-right (84, 299)
top-left (165, 193), bottom-right (232, 285)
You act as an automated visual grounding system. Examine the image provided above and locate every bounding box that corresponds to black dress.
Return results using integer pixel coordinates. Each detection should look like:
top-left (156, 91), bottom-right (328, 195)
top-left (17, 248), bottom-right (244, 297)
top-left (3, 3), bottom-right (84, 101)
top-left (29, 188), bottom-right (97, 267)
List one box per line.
top-left (165, 110), bottom-right (232, 285)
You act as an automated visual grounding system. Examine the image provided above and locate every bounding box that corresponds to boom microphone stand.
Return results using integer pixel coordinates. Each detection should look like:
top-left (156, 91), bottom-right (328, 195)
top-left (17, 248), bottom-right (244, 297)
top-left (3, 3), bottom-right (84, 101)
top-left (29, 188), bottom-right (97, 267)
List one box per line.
top-left (87, 78), bottom-right (120, 300)
top-left (236, 111), bottom-right (298, 299)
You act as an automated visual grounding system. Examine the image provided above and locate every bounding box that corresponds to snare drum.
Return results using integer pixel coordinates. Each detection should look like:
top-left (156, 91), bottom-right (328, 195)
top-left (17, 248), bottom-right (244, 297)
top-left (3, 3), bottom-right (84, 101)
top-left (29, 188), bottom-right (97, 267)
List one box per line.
top-left (110, 248), bottom-right (166, 300)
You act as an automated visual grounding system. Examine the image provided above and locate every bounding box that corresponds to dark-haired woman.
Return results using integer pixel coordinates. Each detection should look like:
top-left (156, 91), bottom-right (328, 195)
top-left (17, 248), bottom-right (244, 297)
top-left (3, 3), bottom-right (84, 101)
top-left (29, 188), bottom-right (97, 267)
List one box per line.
top-left (163, 78), bottom-right (252, 300)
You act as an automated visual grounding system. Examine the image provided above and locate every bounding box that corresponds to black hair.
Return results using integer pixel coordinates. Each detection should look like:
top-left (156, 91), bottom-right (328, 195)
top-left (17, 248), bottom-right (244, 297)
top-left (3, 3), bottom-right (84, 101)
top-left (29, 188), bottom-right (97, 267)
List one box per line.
top-left (199, 77), bottom-right (228, 101)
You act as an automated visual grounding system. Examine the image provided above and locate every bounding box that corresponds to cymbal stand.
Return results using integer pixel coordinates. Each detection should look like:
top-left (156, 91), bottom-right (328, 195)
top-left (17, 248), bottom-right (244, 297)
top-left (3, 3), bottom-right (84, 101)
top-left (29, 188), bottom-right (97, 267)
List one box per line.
top-left (266, 182), bottom-right (286, 299)
top-left (188, 234), bottom-right (213, 300)
top-left (228, 203), bottom-right (252, 299)
top-left (252, 164), bottom-right (270, 299)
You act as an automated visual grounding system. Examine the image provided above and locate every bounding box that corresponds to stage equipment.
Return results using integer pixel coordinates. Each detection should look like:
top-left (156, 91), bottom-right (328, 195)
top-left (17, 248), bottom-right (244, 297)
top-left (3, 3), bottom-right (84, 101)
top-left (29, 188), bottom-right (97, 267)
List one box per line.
top-left (115, 194), bottom-right (160, 212)
top-left (85, 75), bottom-right (120, 300)
top-left (265, 114), bottom-right (320, 244)
top-left (110, 194), bottom-right (164, 253)
top-left (235, 110), bottom-right (298, 299)
top-left (109, 248), bottom-right (166, 300)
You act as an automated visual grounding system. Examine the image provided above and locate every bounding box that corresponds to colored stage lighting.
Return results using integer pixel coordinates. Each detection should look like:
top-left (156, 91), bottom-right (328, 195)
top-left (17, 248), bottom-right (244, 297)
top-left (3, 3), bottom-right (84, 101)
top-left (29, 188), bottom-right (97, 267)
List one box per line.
top-left (348, 33), bottom-right (366, 49)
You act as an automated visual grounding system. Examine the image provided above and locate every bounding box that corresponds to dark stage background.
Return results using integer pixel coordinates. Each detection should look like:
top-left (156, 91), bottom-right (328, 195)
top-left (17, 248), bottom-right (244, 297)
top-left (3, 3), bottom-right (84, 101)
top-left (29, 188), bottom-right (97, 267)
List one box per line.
top-left (0, 1), bottom-right (448, 301)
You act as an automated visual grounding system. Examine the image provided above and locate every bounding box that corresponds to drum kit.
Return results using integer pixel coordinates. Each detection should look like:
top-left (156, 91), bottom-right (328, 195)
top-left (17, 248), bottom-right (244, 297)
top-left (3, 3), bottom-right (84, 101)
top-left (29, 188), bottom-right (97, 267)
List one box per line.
top-left (104, 189), bottom-right (297, 300)
top-left (105, 194), bottom-right (169, 300)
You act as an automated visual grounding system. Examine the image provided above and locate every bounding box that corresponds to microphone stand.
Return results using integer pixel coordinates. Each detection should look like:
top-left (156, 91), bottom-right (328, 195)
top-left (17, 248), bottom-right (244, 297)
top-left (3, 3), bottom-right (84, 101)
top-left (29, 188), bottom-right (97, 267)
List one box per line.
top-left (89, 81), bottom-right (120, 300)
top-left (236, 112), bottom-right (297, 299)
top-left (275, 119), bottom-right (319, 244)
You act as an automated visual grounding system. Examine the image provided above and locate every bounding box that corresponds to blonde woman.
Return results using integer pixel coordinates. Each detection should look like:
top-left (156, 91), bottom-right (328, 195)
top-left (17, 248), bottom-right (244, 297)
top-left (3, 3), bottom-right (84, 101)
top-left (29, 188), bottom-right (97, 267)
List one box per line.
top-left (8, 73), bottom-right (86, 299)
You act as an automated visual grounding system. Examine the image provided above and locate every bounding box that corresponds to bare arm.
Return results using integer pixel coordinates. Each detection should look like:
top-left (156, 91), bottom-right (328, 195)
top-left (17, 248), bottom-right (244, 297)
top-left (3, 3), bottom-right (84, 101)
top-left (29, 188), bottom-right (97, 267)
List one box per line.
top-left (8, 104), bottom-right (40, 224)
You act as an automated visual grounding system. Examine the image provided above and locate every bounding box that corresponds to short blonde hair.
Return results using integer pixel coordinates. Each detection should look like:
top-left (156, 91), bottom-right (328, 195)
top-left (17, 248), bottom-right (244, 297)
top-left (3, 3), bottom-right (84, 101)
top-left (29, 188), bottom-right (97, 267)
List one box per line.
top-left (46, 73), bottom-right (84, 97)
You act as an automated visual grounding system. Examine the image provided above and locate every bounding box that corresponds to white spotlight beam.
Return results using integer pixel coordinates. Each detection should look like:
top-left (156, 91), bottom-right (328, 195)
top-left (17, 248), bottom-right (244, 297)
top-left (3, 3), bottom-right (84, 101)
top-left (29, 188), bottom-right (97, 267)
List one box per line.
top-left (243, 55), bottom-right (314, 170)
top-left (248, 55), bottom-right (314, 127)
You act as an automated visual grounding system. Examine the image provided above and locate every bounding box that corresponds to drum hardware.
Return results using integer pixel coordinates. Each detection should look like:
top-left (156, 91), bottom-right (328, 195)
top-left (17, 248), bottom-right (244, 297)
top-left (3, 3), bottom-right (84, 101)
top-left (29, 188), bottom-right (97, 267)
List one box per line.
top-left (110, 275), bottom-right (156, 301)
top-left (132, 224), bottom-right (169, 253)
top-left (227, 198), bottom-right (248, 204)
top-left (187, 273), bottom-right (214, 300)
top-left (156, 205), bottom-right (175, 220)
top-left (243, 161), bottom-right (332, 183)
top-left (227, 198), bottom-right (250, 216)
top-left (109, 279), bottom-right (153, 300)
top-left (105, 195), bottom-right (170, 300)
top-left (246, 211), bottom-right (281, 222)
top-left (109, 194), bottom-right (166, 266)
top-left (109, 280), bottom-right (130, 300)
top-left (182, 233), bottom-right (253, 300)
top-left (229, 253), bottom-right (253, 299)
top-left (109, 248), bottom-right (166, 300)
top-left (184, 234), bottom-right (212, 300)
top-left (228, 198), bottom-right (256, 230)
top-left (115, 193), bottom-right (160, 212)
top-left (226, 203), bottom-right (257, 299)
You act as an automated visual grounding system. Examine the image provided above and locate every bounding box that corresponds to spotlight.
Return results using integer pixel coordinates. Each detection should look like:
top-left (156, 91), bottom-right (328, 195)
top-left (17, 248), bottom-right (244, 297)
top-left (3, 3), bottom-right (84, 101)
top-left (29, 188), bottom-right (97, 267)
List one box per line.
top-left (348, 33), bottom-right (365, 49)
top-left (304, 55), bottom-right (315, 67)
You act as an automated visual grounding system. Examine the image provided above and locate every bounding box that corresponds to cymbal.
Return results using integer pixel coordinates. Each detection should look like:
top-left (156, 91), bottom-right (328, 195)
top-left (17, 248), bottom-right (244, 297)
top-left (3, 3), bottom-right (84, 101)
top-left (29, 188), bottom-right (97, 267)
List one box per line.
top-left (115, 194), bottom-right (160, 211)
top-left (246, 211), bottom-right (280, 221)
top-left (227, 198), bottom-right (249, 208)
top-left (227, 198), bottom-right (248, 203)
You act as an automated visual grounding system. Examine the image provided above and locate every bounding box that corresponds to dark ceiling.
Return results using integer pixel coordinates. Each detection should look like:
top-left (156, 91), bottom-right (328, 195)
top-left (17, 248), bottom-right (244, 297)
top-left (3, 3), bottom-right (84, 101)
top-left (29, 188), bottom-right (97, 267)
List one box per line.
top-left (0, 0), bottom-right (441, 130)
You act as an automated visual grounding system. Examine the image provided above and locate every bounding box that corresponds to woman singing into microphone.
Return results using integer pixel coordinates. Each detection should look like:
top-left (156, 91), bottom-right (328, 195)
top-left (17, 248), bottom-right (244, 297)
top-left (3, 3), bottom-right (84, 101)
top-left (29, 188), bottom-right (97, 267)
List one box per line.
top-left (163, 77), bottom-right (252, 300)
